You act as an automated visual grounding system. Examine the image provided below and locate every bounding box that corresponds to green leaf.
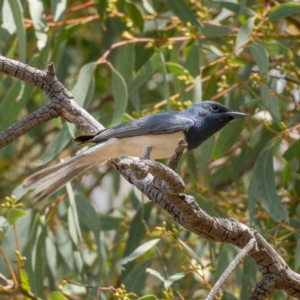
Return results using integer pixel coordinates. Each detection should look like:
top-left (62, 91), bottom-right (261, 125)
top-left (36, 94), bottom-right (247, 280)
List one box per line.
top-left (28, 0), bottom-right (48, 50)
top-left (202, 24), bottom-right (231, 37)
top-left (72, 62), bottom-right (97, 107)
top-left (241, 256), bottom-right (258, 299)
top-left (178, 239), bottom-right (203, 266)
top-left (51, 0), bottom-right (66, 21)
top-left (164, 272), bottom-right (186, 290)
top-left (159, 51), bottom-right (170, 110)
top-left (269, 3), bottom-right (300, 21)
top-left (138, 295), bottom-right (158, 300)
top-left (75, 194), bottom-right (102, 270)
top-left (0, 81), bottom-right (21, 131)
top-left (123, 258), bottom-right (152, 294)
top-left (216, 244), bottom-right (238, 281)
top-left (45, 234), bottom-right (57, 279)
top-left (117, 239), bottom-right (160, 268)
top-left (193, 75), bottom-right (202, 103)
top-left (219, 2), bottom-right (255, 17)
top-left (248, 43), bottom-right (268, 78)
top-left (165, 0), bottom-right (202, 29)
top-left (7, 208), bottom-right (27, 225)
top-left (122, 202), bottom-right (153, 278)
top-left (94, 0), bottom-right (108, 27)
top-left (8, 0), bottom-right (26, 62)
top-left (295, 237), bottom-right (300, 271)
top-left (283, 139), bottom-right (300, 161)
top-left (125, 1), bottom-right (144, 32)
top-left (212, 120), bottom-right (245, 160)
top-left (36, 124), bottom-right (72, 166)
top-left (202, 73), bottom-right (216, 100)
top-left (141, 0), bottom-right (155, 14)
top-left (247, 177), bottom-right (256, 226)
top-left (0, 216), bottom-right (8, 233)
top-left (263, 41), bottom-right (293, 58)
top-left (235, 16), bottom-right (256, 55)
top-left (99, 215), bottom-right (123, 230)
top-left (166, 62), bottom-right (187, 76)
top-left (111, 67), bottom-right (128, 126)
top-left (50, 292), bottom-right (68, 300)
top-left (66, 182), bottom-right (83, 245)
top-left (253, 137), bottom-right (288, 222)
top-left (146, 268), bottom-right (165, 282)
top-left (20, 268), bottom-right (31, 292)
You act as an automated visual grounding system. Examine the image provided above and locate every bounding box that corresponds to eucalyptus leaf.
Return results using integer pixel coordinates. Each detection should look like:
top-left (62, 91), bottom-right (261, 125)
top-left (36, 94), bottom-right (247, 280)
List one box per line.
top-left (269, 3), bottom-right (300, 21)
top-left (111, 67), bottom-right (128, 126)
top-left (165, 0), bottom-right (202, 29)
top-left (118, 239), bottom-right (159, 268)
top-left (253, 137), bottom-right (288, 222)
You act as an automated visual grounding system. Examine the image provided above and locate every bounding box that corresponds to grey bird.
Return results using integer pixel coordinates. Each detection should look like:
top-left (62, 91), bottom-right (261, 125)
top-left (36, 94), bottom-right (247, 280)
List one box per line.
top-left (23, 101), bottom-right (246, 204)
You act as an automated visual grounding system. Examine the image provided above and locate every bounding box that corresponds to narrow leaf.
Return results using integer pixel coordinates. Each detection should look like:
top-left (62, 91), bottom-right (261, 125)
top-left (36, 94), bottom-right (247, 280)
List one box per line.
top-left (118, 239), bottom-right (160, 268)
top-left (193, 75), bottom-right (202, 103)
top-left (66, 182), bottom-right (83, 243)
top-left (212, 120), bottom-right (245, 160)
top-left (7, 208), bottom-right (27, 225)
top-left (269, 3), bottom-right (300, 21)
top-left (248, 43), bottom-right (268, 78)
top-left (178, 239), bottom-right (203, 265)
top-left (9, 0), bottom-right (26, 62)
top-left (283, 139), bottom-right (300, 161)
top-left (165, 0), bottom-right (202, 29)
top-left (72, 62), bottom-right (97, 107)
top-left (50, 292), bottom-right (68, 300)
top-left (28, 0), bottom-right (48, 50)
top-left (295, 238), bottom-right (300, 271)
top-left (202, 24), bottom-right (231, 37)
top-left (51, 0), bottom-right (66, 21)
top-left (253, 137), bottom-right (288, 222)
top-left (164, 272), bottom-right (186, 290)
top-left (111, 67), bottom-right (128, 126)
top-left (36, 124), bottom-right (72, 166)
top-left (138, 295), bottom-right (158, 300)
top-left (123, 258), bottom-right (152, 294)
top-left (166, 62), bottom-right (187, 76)
top-left (0, 216), bottom-right (8, 233)
top-left (125, 1), bottom-right (144, 32)
top-left (235, 16), bottom-right (256, 55)
top-left (146, 268), bottom-right (165, 282)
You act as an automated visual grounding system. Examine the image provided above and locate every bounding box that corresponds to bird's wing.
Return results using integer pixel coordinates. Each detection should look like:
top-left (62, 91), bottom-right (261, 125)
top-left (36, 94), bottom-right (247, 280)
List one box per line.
top-left (75, 112), bottom-right (194, 143)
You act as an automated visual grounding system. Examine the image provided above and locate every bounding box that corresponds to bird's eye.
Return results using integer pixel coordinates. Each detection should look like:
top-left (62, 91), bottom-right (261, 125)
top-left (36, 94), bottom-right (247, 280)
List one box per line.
top-left (211, 104), bottom-right (219, 111)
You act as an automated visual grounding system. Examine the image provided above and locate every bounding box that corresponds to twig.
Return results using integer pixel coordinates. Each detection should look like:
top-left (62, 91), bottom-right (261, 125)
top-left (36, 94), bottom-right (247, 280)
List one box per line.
top-left (0, 56), bottom-right (104, 149)
top-left (0, 247), bottom-right (17, 285)
top-left (205, 238), bottom-right (257, 300)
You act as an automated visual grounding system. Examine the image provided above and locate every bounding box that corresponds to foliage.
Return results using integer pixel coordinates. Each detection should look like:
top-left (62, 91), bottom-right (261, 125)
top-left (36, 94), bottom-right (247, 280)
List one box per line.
top-left (0, 0), bottom-right (300, 299)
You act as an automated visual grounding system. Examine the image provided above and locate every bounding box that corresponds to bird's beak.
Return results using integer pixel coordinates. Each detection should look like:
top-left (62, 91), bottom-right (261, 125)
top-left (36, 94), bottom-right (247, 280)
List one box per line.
top-left (226, 111), bottom-right (247, 119)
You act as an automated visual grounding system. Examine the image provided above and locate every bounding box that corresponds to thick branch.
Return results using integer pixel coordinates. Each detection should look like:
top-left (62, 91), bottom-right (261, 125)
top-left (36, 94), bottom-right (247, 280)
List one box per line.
top-left (1, 55), bottom-right (300, 299)
top-left (113, 147), bottom-right (300, 298)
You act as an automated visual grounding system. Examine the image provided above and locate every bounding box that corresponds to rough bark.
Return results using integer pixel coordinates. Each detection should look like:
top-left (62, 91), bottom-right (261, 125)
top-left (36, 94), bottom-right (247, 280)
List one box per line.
top-left (0, 56), bottom-right (299, 299)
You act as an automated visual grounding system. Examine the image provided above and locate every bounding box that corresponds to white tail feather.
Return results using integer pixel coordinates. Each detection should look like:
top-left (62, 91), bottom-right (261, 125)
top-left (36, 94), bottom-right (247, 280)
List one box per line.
top-left (24, 140), bottom-right (118, 205)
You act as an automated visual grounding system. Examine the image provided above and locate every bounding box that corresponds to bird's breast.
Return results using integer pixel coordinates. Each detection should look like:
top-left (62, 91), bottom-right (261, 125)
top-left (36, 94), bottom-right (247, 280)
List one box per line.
top-left (113, 132), bottom-right (186, 159)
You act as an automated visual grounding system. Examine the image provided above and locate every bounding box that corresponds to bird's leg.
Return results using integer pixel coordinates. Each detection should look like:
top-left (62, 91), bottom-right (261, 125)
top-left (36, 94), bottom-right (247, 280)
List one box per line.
top-left (142, 145), bottom-right (153, 159)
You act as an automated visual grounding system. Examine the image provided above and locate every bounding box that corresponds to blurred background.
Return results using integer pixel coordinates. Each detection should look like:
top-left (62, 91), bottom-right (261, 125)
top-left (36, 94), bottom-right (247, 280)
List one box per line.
top-left (0, 0), bottom-right (300, 299)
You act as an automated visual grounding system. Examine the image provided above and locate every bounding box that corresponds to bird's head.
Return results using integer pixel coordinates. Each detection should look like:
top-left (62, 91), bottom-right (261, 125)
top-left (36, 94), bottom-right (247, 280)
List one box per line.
top-left (183, 101), bottom-right (247, 150)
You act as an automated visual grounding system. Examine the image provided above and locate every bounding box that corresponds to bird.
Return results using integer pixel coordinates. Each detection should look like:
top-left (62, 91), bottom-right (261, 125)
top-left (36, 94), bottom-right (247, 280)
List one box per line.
top-left (23, 101), bottom-right (247, 204)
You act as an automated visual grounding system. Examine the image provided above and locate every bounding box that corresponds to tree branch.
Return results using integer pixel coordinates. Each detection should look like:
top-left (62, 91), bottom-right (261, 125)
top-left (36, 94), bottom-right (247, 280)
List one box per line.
top-left (0, 56), bottom-right (103, 149)
top-left (0, 56), bottom-right (300, 299)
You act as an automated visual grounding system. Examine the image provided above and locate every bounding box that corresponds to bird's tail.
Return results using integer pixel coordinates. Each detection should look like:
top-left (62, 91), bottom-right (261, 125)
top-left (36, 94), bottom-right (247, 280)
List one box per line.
top-left (23, 141), bottom-right (113, 205)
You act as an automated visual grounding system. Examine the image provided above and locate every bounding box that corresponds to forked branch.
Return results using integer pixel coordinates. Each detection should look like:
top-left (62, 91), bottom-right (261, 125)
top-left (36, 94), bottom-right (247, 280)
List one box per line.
top-left (0, 56), bottom-right (300, 299)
